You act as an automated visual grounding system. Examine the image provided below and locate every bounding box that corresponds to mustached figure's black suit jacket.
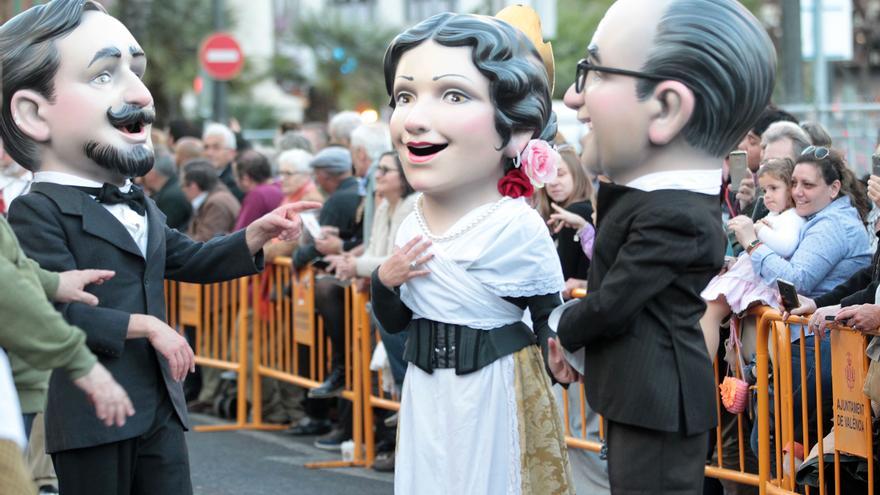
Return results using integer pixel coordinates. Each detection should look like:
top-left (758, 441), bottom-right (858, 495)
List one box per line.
top-left (8, 182), bottom-right (262, 453)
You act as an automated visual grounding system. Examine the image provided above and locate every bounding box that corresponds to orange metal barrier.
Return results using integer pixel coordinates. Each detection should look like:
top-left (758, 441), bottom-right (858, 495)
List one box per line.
top-left (165, 271), bottom-right (877, 490)
top-left (165, 277), bottom-right (251, 432)
top-left (253, 259), bottom-right (367, 468)
top-left (753, 307), bottom-right (875, 495)
top-left (360, 295), bottom-right (400, 467)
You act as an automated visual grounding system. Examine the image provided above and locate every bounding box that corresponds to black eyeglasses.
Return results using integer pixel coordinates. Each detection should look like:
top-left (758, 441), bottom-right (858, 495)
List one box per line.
top-left (575, 58), bottom-right (673, 93)
top-left (801, 145), bottom-right (830, 160)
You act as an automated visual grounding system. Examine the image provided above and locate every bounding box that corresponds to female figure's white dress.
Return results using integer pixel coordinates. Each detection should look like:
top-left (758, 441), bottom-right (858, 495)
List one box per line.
top-left (702, 208), bottom-right (805, 312)
top-left (389, 196), bottom-right (573, 495)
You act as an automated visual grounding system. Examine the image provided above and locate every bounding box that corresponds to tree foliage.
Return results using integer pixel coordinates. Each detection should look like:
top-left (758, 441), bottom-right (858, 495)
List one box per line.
top-left (112, 0), bottom-right (233, 125)
top-left (278, 13), bottom-right (398, 119)
top-left (551, 0), bottom-right (764, 99)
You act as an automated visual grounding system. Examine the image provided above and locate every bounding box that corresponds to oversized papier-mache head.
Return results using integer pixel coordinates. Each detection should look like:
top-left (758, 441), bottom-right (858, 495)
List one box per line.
top-left (0, 0), bottom-right (155, 179)
top-left (383, 8), bottom-right (561, 198)
top-left (567, 0), bottom-right (776, 181)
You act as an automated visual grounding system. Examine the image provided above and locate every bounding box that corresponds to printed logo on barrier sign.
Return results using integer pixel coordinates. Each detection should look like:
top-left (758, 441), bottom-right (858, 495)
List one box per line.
top-left (845, 352), bottom-right (856, 391)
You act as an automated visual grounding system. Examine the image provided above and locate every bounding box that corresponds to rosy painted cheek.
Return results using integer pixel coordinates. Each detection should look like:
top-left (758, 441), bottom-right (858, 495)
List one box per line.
top-left (455, 110), bottom-right (495, 135)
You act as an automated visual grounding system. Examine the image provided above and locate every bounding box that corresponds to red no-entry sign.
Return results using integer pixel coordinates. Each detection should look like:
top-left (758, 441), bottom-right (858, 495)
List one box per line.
top-left (199, 33), bottom-right (244, 81)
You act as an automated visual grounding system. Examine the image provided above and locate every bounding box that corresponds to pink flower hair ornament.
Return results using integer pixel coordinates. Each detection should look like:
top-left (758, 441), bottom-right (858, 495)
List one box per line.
top-left (516, 139), bottom-right (560, 188)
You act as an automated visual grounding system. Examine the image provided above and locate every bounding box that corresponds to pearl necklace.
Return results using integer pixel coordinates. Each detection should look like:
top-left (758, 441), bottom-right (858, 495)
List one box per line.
top-left (414, 194), bottom-right (511, 243)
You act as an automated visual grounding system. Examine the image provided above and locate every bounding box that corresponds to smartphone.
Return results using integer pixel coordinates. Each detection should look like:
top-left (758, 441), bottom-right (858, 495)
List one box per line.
top-left (728, 150), bottom-right (749, 189)
top-left (776, 279), bottom-right (799, 312)
top-left (872, 154), bottom-right (880, 177)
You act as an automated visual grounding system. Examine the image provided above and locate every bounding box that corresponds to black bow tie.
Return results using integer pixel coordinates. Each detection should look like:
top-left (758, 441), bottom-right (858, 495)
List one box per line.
top-left (70, 183), bottom-right (147, 215)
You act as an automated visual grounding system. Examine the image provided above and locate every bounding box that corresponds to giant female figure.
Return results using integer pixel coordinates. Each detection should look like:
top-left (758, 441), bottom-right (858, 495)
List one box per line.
top-left (370, 8), bottom-right (574, 495)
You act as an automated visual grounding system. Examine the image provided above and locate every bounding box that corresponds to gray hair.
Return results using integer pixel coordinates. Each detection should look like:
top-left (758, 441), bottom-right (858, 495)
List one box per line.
top-left (328, 111), bottom-right (362, 145)
top-left (276, 130), bottom-right (313, 153)
top-left (383, 12), bottom-right (555, 172)
top-left (799, 120), bottom-right (832, 147)
top-left (636, 0), bottom-right (777, 157)
top-left (202, 122), bottom-right (236, 150)
top-left (277, 149), bottom-right (313, 174)
top-left (350, 123), bottom-right (391, 163)
top-left (762, 121), bottom-right (811, 157)
top-left (152, 147), bottom-right (177, 178)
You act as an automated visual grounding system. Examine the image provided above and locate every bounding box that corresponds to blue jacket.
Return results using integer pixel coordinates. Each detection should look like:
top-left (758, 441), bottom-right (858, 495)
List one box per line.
top-left (751, 196), bottom-right (871, 298)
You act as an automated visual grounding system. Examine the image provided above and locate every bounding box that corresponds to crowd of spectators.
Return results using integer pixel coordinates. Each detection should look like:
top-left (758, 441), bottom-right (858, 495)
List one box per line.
top-left (9, 99), bottom-right (880, 492)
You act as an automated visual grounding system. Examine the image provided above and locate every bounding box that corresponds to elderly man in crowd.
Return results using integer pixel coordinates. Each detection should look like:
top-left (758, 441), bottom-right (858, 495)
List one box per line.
top-left (141, 148), bottom-right (192, 230)
top-left (203, 123), bottom-right (244, 202)
top-left (288, 147), bottom-right (362, 445)
top-left (761, 121), bottom-right (811, 163)
top-left (327, 111), bottom-right (363, 149)
top-left (174, 137), bottom-right (204, 170)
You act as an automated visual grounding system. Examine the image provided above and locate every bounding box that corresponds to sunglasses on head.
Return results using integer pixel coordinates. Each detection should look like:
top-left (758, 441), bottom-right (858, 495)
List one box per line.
top-left (801, 145), bottom-right (830, 160)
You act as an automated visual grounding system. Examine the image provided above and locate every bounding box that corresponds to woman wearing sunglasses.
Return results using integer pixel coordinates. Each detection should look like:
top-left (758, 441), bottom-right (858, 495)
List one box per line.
top-left (728, 145), bottom-right (872, 458)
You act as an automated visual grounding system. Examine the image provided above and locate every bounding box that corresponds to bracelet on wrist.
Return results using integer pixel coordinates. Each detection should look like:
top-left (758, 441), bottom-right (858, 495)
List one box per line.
top-left (746, 239), bottom-right (763, 254)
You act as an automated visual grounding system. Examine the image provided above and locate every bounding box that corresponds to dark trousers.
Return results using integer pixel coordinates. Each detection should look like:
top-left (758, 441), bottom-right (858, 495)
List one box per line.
top-left (22, 413), bottom-right (35, 439)
top-left (315, 276), bottom-right (347, 371)
top-left (53, 396), bottom-right (192, 495)
top-left (607, 420), bottom-right (708, 495)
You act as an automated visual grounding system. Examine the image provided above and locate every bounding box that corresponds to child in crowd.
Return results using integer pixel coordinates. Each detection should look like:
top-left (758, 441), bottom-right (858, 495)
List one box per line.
top-left (701, 158), bottom-right (805, 355)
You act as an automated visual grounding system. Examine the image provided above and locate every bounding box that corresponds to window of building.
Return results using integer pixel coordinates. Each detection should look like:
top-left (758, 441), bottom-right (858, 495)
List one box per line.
top-left (406, 0), bottom-right (458, 23)
top-left (329, 0), bottom-right (377, 23)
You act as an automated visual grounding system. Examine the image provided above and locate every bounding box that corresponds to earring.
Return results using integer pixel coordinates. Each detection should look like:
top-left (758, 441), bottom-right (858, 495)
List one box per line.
top-left (512, 151), bottom-right (522, 169)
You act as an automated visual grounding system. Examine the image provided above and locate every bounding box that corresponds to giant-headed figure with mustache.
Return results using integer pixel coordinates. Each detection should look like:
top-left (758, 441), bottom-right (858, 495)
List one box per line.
top-left (0, 2), bottom-right (317, 493)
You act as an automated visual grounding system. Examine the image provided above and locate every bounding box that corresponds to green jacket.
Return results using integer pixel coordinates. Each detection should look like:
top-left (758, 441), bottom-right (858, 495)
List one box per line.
top-left (0, 216), bottom-right (96, 413)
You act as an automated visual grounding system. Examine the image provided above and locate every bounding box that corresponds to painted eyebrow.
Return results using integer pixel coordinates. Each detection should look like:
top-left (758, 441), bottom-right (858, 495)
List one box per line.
top-left (432, 73), bottom-right (472, 82)
top-left (130, 46), bottom-right (145, 59)
top-left (396, 75), bottom-right (414, 81)
top-left (587, 44), bottom-right (601, 63)
top-left (88, 47), bottom-right (122, 67)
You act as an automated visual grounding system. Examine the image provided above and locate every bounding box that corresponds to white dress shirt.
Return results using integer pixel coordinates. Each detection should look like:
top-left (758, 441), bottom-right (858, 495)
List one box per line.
top-left (626, 168), bottom-right (722, 195)
top-left (33, 171), bottom-right (149, 257)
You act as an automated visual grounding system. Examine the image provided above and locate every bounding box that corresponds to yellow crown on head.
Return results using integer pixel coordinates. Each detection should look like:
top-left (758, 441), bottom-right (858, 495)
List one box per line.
top-left (495, 4), bottom-right (556, 94)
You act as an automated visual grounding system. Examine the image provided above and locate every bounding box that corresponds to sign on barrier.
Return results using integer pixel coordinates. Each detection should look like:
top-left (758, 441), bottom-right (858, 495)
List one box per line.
top-left (178, 282), bottom-right (202, 328)
top-left (831, 328), bottom-right (870, 458)
top-left (292, 268), bottom-right (314, 346)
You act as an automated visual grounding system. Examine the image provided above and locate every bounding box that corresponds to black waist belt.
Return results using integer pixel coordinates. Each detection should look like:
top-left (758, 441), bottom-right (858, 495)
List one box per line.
top-left (403, 319), bottom-right (536, 375)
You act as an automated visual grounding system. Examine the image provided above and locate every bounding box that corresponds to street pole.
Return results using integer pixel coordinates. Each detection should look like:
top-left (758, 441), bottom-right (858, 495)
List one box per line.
top-left (212, 0), bottom-right (227, 124)
top-left (781, 0), bottom-right (804, 104)
top-left (813, 0), bottom-right (828, 125)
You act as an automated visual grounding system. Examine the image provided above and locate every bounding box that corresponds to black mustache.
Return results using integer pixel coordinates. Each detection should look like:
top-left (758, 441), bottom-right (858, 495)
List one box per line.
top-left (106, 105), bottom-right (155, 128)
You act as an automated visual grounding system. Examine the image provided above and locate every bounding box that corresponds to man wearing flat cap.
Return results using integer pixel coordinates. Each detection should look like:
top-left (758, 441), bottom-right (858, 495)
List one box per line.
top-left (292, 145), bottom-right (363, 402)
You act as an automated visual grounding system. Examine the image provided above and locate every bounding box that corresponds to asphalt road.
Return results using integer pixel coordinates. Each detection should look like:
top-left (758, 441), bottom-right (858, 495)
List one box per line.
top-left (188, 414), bottom-right (393, 495)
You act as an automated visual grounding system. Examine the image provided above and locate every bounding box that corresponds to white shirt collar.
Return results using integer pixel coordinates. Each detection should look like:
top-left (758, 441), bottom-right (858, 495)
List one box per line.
top-left (33, 171), bottom-right (132, 192)
top-left (191, 191), bottom-right (209, 210)
top-left (626, 169), bottom-right (721, 195)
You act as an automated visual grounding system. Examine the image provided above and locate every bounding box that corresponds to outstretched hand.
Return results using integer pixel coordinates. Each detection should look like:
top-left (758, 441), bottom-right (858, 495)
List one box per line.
top-left (245, 201), bottom-right (322, 254)
top-left (55, 269), bottom-right (115, 305)
top-left (547, 337), bottom-right (580, 384)
top-left (377, 235), bottom-right (433, 289)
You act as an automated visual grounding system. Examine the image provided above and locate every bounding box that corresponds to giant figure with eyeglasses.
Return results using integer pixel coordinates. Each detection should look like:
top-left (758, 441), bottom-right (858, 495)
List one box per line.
top-left (0, 2), bottom-right (318, 493)
top-left (548, 0), bottom-right (777, 492)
